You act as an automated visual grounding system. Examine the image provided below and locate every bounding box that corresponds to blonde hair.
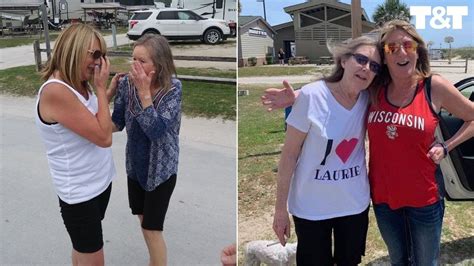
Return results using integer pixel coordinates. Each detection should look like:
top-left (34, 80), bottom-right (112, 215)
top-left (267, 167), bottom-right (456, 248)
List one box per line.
top-left (371, 19), bottom-right (431, 104)
top-left (322, 35), bottom-right (384, 93)
top-left (133, 34), bottom-right (177, 93)
top-left (40, 24), bottom-right (106, 91)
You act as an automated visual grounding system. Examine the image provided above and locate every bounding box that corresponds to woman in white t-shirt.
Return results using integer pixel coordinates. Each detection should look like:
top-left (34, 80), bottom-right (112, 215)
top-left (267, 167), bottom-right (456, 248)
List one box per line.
top-left (271, 36), bottom-right (382, 265)
top-left (35, 24), bottom-right (121, 265)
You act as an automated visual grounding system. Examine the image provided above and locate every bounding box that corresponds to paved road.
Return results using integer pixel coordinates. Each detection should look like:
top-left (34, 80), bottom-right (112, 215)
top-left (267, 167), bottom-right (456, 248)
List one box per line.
top-left (0, 34), bottom-right (133, 70)
top-left (0, 95), bottom-right (236, 265)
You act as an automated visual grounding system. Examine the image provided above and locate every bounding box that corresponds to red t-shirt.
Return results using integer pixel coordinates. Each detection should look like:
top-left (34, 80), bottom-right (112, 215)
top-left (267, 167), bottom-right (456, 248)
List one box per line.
top-left (367, 77), bottom-right (441, 209)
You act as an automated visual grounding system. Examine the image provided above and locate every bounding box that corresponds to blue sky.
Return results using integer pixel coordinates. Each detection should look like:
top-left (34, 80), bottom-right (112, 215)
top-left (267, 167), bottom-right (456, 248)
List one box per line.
top-left (240, 0), bottom-right (473, 48)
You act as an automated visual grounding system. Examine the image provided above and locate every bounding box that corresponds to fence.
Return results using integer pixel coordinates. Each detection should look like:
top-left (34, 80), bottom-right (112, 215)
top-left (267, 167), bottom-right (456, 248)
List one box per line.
top-left (33, 42), bottom-right (236, 84)
top-left (430, 59), bottom-right (469, 73)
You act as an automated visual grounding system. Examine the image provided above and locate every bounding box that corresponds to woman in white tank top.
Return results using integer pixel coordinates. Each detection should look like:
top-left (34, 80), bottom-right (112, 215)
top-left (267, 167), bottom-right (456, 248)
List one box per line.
top-left (35, 24), bottom-right (121, 265)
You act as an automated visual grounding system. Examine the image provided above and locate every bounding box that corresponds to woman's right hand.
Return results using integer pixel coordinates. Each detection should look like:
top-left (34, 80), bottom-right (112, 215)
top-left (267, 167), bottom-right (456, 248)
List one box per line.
top-left (273, 208), bottom-right (291, 246)
top-left (94, 56), bottom-right (111, 92)
top-left (107, 73), bottom-right (126, 102)
top-left (261, 80), bottom-right (296, 112)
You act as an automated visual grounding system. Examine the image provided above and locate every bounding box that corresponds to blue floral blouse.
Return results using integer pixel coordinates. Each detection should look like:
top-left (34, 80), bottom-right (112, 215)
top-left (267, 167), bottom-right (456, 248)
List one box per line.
top-left (112, 76), bottom-right (182, 191)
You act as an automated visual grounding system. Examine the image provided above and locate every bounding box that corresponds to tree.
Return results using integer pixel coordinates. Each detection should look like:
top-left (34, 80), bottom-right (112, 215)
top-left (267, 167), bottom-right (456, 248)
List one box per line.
top-left (372, 0), bottom-right (411, 27)
top-left (444, 36), bottom-right (454, 63)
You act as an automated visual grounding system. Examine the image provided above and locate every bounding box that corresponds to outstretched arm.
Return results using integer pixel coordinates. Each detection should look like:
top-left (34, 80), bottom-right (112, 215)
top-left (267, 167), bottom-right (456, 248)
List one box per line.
top-left (261, 80), bottom-right (299, 111)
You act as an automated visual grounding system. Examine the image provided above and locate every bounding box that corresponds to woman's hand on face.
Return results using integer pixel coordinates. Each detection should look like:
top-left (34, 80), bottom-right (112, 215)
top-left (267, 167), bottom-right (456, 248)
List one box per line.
top-left (261, 80), bottom-right (296, 112)
top-left (106, 73), bottom-right (126, 102)
top-left (272, 209), bottom-right (291, 246)
top-left (129, 61), bottom-right (155, 96)
top-left (94, 56), bottom-right (111, 91)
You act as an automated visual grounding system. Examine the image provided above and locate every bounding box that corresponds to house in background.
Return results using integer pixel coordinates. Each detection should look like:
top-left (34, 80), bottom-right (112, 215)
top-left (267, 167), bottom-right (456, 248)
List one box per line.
top-left (238, 15), bottom-right (276, 67)
top-left (273, 0), bottom-right (376, 63)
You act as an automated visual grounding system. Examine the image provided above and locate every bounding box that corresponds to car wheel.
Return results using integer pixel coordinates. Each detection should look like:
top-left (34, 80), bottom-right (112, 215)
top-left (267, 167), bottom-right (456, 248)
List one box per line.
top-left (204, 29), bottom-right (222, 45)
top-left (143, 29), bottom-right (160, 36)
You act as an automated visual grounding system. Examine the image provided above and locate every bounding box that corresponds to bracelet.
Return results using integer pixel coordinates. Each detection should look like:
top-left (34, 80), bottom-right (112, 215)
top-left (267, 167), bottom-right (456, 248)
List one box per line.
top-left (438, 142), bottom-right (448, 158)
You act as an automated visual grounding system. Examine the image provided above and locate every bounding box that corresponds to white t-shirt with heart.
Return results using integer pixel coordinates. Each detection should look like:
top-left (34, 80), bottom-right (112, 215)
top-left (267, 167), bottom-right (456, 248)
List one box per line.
top-left (286, 80), bottom-right (370, 221)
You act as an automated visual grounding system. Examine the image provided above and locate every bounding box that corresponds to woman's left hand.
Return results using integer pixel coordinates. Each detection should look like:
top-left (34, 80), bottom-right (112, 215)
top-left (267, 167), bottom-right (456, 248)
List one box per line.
top-left (129, 61), bottom-right (155, 100)
top-left (427, 143), bottom-right (445, 164)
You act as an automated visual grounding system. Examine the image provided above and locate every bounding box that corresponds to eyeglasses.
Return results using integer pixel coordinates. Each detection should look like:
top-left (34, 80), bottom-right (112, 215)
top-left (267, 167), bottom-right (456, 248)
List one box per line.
top-left (87, 49), bottom-right (105, 59)
top-left (384, 41), bottom-right (418, 55)
top-left (351, 53), bottom-right (381, 74)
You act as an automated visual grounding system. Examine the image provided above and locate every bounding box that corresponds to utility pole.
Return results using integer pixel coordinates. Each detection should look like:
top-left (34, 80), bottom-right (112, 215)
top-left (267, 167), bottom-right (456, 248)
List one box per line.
top-left (40, 4), bottom-right (51, 61)
top-left (351, 0), bottom-right (362, 38)
top-left (257, 0), bottom-right (266, 21)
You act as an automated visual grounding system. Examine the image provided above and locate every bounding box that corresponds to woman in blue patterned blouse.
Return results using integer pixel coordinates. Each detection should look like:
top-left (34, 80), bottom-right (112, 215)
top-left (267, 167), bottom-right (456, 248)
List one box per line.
top-left (111, 34), bottom-right (181, 266)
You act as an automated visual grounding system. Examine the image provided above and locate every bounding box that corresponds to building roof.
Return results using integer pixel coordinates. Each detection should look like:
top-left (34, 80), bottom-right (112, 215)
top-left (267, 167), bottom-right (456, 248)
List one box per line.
top-left (80, 3), bottom-right (125, 10)
top-left (238, 16), bottom-right (260, 27)
top-left (0, 3), bottom-right (42, 11)
top-left (238, 15), bottom-right (277, 34)
top-left (284, 0), bottom-right (372, 23)
top-left (272, 21), bottom-right (294, 31)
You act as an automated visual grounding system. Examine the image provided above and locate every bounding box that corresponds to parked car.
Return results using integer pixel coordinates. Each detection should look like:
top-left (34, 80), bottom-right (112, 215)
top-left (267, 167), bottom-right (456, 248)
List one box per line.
top-left (438, 77), bottom-right (474, 200)
top-left (126, 8), bottom-right (231, 44)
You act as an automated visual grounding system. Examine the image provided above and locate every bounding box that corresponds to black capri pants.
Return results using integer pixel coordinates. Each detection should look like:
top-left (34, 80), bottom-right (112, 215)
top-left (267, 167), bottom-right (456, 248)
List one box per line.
top-left (58, 183), bottom-right (112, 253)
top-left (128, 174), bottom-right (176, 231)
top-left (293, 206), bottom-right (369, 266)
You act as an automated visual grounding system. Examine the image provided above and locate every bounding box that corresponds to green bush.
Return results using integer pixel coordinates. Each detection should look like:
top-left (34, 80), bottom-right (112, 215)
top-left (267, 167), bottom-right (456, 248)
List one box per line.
top-left (248, 57), bottom-right (257, 66)
top-left (265, 54), bottom-right (273, 65)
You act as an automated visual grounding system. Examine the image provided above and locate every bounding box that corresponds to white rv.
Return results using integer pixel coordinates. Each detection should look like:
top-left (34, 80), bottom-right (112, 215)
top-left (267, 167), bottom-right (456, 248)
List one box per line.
top-left (168, 0), bottom-right (236, 36)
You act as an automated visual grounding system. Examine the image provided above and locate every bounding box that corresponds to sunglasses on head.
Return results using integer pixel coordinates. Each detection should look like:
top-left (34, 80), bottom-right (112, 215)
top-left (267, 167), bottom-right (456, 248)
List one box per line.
top-left (87, 49), bottom-right (105, 59)
top-left (351, 53), bottom-right (381, 74)
top-left (384, 41), bottom-right (418, 55)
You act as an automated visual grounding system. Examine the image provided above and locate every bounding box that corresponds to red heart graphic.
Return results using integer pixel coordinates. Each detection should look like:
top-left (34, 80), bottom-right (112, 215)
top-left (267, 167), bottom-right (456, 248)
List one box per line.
top-left (335, 138), bottom-right (358, 163)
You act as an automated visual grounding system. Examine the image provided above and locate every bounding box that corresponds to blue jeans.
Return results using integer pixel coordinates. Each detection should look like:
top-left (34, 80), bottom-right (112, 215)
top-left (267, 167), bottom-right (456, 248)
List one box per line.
top-left (373, 200), bottom-right (445, 266)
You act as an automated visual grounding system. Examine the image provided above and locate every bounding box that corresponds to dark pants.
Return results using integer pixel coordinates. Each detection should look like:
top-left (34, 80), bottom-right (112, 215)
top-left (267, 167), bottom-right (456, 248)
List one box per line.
top-left (293, 206), bottom-right (369, 266)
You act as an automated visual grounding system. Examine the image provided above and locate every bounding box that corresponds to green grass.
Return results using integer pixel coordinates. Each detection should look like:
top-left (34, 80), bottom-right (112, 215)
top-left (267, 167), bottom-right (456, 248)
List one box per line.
top-left (238, 66), bottom-right (330, 77)
top-left (237, 83), bottom-right (474, 265)
top-left (0, 33), bottom-right (59, 48)
top-left (178, 67), bottom-right (235, 79)
top-left (452, 47), bottom-right (474, 59)
top-left (182, 81), bottom-right (235, 120)
top-left (108, 57), bottom-right (236, 79)
top-left (238, 84), bottom-right (305, 216)
top-left (0, 65), bottom-right (235, 120)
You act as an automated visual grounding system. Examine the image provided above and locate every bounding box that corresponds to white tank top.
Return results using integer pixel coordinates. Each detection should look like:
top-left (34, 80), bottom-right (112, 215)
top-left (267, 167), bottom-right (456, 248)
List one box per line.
top-left (35, 79), bottom-right (115, 204)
